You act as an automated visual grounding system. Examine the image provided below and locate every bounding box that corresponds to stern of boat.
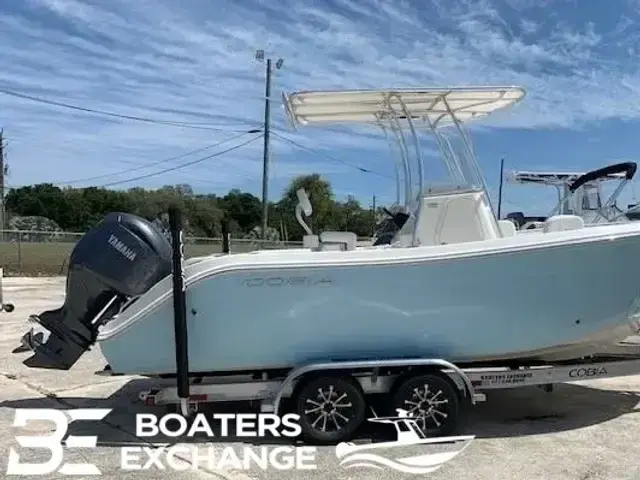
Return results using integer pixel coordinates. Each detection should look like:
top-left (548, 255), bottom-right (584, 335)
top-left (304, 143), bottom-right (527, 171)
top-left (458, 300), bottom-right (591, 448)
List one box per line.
top-left (15, 212), bottom-right (173, 370)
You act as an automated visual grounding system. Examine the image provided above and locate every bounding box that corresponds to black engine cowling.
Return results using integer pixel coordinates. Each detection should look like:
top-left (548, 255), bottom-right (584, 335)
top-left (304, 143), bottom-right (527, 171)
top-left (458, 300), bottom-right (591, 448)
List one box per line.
top-left (21, 212), bottom-right (173, 370)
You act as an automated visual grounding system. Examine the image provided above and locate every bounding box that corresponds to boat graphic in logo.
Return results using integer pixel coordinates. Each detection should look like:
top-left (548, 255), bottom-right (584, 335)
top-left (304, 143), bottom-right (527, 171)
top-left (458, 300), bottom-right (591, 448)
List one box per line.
top-left (335, 409), bottom-right (474, 474)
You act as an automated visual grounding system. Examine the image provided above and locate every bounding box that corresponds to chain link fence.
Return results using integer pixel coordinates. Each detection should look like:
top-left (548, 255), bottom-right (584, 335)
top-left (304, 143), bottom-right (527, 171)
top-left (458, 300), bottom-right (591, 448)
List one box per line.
top-left (0, 229), bottom-right (303, 276)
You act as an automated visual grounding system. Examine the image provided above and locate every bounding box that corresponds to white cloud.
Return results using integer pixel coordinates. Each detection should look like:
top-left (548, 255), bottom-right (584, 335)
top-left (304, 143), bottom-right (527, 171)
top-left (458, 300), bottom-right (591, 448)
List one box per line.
top-left (520, 19), bottom-right (539, 35)
top-left (2, 0), bottom-right (640, 202)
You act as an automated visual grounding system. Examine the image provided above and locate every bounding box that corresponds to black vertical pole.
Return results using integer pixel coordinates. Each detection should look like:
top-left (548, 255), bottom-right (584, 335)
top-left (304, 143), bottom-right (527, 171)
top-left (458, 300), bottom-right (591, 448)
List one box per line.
top-left (497, 158), bottom-right (505, 219)
top-left (221, 215), bottom-right (230, 254)
top-left (261, 59), bottom-right (272, 240)
top-left (168, 205), bottom-right (189, 406)
top-left (0, 129), bottom-right (5, 243)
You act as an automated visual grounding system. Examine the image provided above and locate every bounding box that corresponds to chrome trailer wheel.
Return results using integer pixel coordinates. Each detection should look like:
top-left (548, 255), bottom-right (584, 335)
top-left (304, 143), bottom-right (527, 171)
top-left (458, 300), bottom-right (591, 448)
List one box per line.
top-left (390, 372), bottom-right (461, 437)
top-left (294, 375), bottom-right (366, 444)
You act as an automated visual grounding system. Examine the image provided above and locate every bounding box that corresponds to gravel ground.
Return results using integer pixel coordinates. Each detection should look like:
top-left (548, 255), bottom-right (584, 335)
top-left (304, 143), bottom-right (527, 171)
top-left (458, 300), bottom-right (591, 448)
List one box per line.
top-left (1, 276), bottom-right (640, 480)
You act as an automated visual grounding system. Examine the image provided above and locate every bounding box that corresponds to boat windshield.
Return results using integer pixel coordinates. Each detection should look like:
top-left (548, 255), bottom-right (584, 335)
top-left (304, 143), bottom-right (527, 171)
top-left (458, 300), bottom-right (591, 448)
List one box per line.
top-left (580, 188), bottom-right (602, 212)
top-left (434, 127), bottom-right (485, 191)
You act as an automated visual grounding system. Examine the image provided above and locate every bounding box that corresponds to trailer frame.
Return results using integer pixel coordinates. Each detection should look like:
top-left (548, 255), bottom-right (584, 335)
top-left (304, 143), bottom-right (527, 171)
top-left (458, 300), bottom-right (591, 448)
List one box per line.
top-left (136, 354), bottom-right (640, 416)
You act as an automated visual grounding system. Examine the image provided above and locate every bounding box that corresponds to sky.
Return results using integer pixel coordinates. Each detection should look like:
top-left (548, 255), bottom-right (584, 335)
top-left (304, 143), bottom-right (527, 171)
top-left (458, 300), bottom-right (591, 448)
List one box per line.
top-left (2, 0), bottom-right (640, 215)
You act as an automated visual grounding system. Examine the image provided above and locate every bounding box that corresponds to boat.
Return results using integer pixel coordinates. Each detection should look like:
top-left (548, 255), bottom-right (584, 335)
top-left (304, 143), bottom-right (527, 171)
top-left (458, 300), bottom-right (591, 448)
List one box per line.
top-left (504, 161), bottom-right (640, 229)
top-left (335, 409), bottom-right (474, 474)
top-left (16, 86), bottom-right (640, 378)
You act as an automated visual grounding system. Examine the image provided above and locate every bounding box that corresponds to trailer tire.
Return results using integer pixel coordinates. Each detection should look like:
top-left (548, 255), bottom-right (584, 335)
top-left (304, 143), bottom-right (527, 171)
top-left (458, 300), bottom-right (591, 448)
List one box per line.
top-left (390, 372), bottom-right (460, 437)
top-left (294, 375), bottom-right (366, 445)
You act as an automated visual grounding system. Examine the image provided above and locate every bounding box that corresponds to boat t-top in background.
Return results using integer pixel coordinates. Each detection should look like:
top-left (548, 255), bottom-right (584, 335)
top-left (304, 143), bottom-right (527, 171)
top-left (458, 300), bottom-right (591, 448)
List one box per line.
top-left (14, 86), bottom-right (640, 444)
top-left (504, 161), bottom-right (639, 229)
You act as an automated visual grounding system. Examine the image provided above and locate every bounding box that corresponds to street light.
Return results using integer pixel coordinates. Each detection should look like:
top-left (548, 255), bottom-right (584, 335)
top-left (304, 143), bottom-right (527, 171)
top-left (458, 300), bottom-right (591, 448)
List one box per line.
top-left (255, 50), bottom-right (284, 240)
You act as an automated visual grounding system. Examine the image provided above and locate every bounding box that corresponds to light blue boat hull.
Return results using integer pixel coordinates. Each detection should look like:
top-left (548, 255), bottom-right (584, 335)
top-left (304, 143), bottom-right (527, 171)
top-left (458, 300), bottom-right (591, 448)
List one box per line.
top-left (99, 235), bottom-right (640, 375)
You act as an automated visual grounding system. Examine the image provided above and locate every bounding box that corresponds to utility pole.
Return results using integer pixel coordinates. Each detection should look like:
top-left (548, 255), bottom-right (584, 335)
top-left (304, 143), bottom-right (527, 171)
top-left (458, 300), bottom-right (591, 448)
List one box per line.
top-left (497, 158), bottom-right (505, 219)
top-left (255, 50), bottom-right (284, 240)
top-left (0, 130), bottom-right (5, 242)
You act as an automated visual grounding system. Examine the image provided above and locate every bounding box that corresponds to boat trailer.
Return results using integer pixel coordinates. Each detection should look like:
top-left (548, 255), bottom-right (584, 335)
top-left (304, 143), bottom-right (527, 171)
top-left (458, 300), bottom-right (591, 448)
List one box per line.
top-left (0, 268), bottom-right (15, 313)
top-left (132, 354), bottom-right (640, 428)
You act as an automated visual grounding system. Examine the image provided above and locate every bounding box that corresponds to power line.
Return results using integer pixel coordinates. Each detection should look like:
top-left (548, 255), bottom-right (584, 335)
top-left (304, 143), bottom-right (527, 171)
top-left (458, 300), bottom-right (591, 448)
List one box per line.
top-left (0, 87), bottom-right (260, 132)
top-left (271, 130), bottom-right (392, 179)
top-left (98, 133), bottom-right (263, 187)
top-left (55, 130), bottom-right (261, 185)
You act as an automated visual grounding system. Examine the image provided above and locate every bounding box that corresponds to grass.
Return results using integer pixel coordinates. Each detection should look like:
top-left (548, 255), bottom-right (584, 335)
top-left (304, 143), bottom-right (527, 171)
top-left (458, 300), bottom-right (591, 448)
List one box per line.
top-left (0, 241), bottom-right (270, 276)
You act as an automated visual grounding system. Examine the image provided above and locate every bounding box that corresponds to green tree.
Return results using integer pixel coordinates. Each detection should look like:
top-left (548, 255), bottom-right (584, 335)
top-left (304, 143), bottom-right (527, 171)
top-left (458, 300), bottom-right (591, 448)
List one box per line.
top-left (331, 196), bottom-right (375, 237)
top-left (276, 174), bottom-right (335, 240)
top-left (5, 184), bottom-right (68, 226)
top-left (218, 189), bottom-right (261, 233)
top-left (4, 175), bottom-right (376, 241)
top-left (184, 195), bottom-right (224, 237)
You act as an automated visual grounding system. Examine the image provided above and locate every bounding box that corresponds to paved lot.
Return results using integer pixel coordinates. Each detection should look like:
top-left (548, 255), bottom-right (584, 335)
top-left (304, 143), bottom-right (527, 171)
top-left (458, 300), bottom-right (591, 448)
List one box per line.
top-left (0, 276), bottom-right (640, 479)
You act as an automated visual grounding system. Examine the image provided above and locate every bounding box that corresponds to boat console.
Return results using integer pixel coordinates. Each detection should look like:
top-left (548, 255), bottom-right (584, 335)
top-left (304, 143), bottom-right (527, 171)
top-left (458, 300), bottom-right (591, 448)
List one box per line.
top-left (22, 212), bottom-right (173, 369)
top-left (412, 186), bottom-right (501, 246)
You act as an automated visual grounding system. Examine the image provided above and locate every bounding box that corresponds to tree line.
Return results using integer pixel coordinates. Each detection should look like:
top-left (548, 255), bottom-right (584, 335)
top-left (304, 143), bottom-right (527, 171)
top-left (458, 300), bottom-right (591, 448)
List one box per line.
top-left (3, 174), bottom-right (378, 241)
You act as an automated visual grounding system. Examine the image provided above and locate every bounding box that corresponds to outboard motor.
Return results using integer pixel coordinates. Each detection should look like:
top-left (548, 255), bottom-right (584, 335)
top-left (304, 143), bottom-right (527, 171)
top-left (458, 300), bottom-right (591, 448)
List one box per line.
top-left (21, 212), bottom-right (172, 370)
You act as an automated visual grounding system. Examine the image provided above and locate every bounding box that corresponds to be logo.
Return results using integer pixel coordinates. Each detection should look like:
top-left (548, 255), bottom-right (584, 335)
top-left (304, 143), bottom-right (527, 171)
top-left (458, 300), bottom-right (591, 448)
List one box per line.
top-left (6, 408), bottom-right (112, 476)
